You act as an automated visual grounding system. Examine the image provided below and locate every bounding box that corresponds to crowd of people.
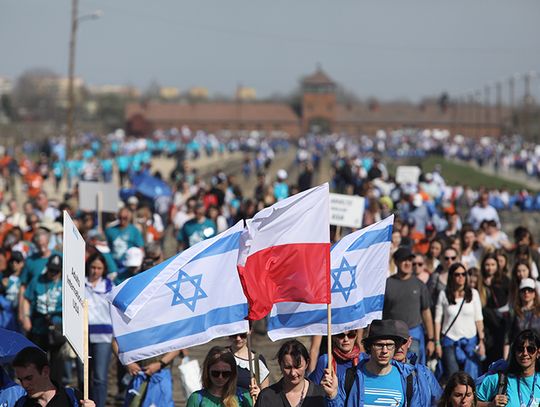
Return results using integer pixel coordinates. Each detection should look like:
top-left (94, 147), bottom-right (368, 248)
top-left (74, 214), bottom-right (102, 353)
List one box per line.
top-left (1, 128), bottom-right (540, 407)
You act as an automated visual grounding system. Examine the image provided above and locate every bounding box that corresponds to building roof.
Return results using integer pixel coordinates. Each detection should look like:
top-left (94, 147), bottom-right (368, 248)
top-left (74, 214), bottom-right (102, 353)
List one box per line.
top-left (302, 67), bottom-right (335, 86)
top-left (125, 101), bottom-right (299, 123)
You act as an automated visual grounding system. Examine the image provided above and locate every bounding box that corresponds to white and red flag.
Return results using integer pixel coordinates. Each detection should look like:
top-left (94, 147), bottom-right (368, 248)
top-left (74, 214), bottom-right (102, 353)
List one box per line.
top-left (237, 183), bottom-right (331, 320)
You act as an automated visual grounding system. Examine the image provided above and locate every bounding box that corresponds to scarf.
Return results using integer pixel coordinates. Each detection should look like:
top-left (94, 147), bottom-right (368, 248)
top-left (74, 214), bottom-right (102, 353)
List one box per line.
top-left (332, 344), bottom-right (361, 373)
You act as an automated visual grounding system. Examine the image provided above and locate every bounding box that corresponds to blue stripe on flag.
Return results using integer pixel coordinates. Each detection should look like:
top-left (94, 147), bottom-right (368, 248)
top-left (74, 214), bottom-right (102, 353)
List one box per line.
top-left (112, 232), bottom-right (241, 314)
top-left (190, 231), bottom-right (241, 262)
top-left (267, 295), bottom-right (384, 330)
top-left (112, 255), bottom-right (177, 313)
top-left (345, 225), bottom-right (392, 252)
top-left (116, 303), bottom-right (248, 352)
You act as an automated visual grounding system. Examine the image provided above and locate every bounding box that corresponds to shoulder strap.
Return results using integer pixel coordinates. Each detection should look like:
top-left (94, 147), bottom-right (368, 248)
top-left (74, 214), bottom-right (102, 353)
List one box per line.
top-left (406, 372), bottom-right (414, 407)
top-left (442, 295), bottom-right (466, 338)
top-left (15, 395), bottom-right (27, 407)
top-left (197, 389), bottom-right (203, 406)
top-left (344, 366), bottom-right (357, 405)
top-left (496, 372), bottom-right (508, 396)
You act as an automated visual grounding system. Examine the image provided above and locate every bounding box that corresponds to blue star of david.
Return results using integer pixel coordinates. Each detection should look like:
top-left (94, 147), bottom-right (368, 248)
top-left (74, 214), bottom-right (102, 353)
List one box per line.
top-left (166, 270), bottom-right (208, 312)
top-left (331, 257), bottom-right (357, 302)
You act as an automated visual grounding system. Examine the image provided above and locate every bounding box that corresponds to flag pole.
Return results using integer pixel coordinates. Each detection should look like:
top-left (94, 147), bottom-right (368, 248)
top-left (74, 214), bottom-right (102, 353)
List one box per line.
top-left (83, 299), bottom-right (89, 400)
top-left (246, 329), bottom-right (256, 403)
top-left (327, 303), bottom-right (332, 375)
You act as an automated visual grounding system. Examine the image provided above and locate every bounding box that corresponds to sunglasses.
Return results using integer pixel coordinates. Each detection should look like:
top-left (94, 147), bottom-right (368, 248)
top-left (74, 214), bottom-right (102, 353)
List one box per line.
top-left (454, 272), bottom-right (467, 277)
top-left (516, 345), bottom-right (537, 354)
top-left (445, 256), bottom-right (457, 261)
top-left (210, 370), bottom-right (232, 379)
top-left (413, 262), bottom-right (424, 267)
top-left (229, 333), bottom-right (247, 339)
top-left (521, 288), bottom-right (535, 294)
top-left (335, 332), bottom-right (357, 340)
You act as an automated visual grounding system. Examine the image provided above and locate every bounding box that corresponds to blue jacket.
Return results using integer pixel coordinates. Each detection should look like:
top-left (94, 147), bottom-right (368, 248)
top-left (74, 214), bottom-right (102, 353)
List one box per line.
top-left (309, 353), bottom-right (355, 402)
top-left (0, 367), bottom-right (26, 407)
top-left (124, 369), bottom-right (174, 407)
top-left (326, 358), bottom-right (441, 407)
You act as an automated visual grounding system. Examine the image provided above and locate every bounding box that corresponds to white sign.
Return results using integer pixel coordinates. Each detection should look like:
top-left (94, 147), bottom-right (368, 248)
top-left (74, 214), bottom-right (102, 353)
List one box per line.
top-left (79, 182), bottom-right (119, 213)
top-left (62, 211), bottom-right (86, 360)
top-left (396, 166), bottom-right (421, 185)
top-left (329, 193), bottom-right (365, 228)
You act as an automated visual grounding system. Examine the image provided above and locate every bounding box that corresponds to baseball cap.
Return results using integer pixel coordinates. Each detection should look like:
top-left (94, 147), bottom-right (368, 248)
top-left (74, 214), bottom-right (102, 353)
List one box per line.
top-left (520, 278), bottom-right (536, 291)
top-left (47, 254), bottom-right (62, 272)
top-left (393, 247), bottom-right (415, 263)
top-left (124, 247), bottom-right (143, 268)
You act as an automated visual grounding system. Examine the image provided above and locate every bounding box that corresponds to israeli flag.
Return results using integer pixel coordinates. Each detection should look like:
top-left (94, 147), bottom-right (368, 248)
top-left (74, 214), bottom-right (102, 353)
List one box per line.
top-left (267, 215), bottom-right (393, 341)
top-left (109, 221), bottom-right (249, 364)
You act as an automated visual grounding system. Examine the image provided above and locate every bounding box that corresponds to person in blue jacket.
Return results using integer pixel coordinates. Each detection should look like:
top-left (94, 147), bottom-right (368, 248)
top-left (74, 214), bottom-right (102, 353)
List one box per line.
top-left (392, 320), bottom-right (442, 406)
top-left (322, 319), bottom-right (438, 407)
top-left (0, 364), bottom-right (25, 407)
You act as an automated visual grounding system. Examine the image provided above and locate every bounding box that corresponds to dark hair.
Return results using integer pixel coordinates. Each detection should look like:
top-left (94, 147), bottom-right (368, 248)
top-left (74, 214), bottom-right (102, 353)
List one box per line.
top-left (514, 226), bottom-right (533, 245)
top-left (480, 252), bottom-right (503, 283)
top-left (507, 330), bottom-right (540, 376)
top-left (12, 347), bottom-right (49, 373)
top-left (201, 346), bottom-right (237, 407)
top-left (446, 263), bottom-right (473, 304)
top-left (85, 252), bottom-right (108, 277)
top-left (276, 339), bottom-right (310, 368)
top-left (460, 225), bottom-right (478, 252)
top-left (437, 371), bottom-right (477, 407)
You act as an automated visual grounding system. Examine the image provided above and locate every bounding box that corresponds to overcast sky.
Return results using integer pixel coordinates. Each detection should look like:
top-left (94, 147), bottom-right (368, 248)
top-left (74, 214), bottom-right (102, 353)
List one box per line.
top-left (1, 0), bottom-right (539, 101)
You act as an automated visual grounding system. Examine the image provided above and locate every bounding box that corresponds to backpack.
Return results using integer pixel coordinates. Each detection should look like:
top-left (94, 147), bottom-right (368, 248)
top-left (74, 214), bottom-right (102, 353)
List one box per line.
top-left (344, 366), bottom-right (414, 406)
top-left (15, 387), bottom-right (79, 407)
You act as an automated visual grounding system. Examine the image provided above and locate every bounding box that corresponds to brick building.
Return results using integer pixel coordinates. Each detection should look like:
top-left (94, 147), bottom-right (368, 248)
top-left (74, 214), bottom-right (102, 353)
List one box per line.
top-left (125, 68), bottom-right (504, 137)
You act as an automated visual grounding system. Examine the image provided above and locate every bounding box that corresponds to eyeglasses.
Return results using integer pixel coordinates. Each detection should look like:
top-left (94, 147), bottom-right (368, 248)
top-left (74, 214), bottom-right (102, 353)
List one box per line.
top-left (229, 333), bottom-right (247, 339)
top-left (210, 370), bottom-right (232, 379)
top-left (335, 332), bottom-right (357, 340)
top-left (516, 345), bottom-right (537, 355)
top-left (445, 256), bottom-right (457, 261)
top-left (413, 262), bottom-right (424, 267)
top-left (372, 342), bottom-right (396, 351)
top-left (454, 272), bottom-right (467, 277)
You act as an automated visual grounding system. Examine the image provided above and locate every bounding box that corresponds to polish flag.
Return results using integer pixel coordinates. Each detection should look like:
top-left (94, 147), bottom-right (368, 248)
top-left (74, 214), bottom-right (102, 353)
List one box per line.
top-left (237, 183), bottom-right (331, 320)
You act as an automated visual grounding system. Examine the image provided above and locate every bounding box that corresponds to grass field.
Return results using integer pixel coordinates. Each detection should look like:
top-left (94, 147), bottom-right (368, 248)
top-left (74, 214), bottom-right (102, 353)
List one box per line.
top-left (391, 155), bottom-right (535, 192)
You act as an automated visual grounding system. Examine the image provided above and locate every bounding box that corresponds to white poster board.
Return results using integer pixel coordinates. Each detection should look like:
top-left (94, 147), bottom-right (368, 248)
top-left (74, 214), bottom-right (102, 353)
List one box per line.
top-left (395, 166), bottom-right (421, 185)
top-left (62, 211), bottom-right (86, 360)
top-left (79, 181), bottom-right (119, 213)
top-left (329, 193), bottom-right (365, 228)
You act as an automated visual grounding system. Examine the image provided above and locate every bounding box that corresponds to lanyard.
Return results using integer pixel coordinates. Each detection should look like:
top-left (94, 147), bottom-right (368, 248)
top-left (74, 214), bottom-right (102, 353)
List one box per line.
top-left (518, 373), bottom-right (538, 407)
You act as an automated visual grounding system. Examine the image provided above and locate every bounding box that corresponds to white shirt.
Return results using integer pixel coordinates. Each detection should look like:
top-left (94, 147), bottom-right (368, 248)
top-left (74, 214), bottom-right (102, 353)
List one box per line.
top-left (435, 288), bottom-right (483, 341)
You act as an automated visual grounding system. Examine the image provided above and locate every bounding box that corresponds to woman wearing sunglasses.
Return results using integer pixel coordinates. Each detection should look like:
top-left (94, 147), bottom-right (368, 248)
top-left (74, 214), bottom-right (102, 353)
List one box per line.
top-left (187, 346), bottom-right (254, 407)
top-left (434, 262), bottom-right (485, 380)
top-left (308, 330), bottom-right (361, 395)
top-left (504, 279), bottom-right (540, 359)
top-left (477, 329), bottom-right (540, 407)
top-left (255, 340), bottom-right (325, 407)
top-left (228, 332), bottom-right (270, 393)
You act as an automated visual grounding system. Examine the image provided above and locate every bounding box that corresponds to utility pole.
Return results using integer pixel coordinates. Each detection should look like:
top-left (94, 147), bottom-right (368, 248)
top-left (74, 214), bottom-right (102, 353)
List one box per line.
top-left (66, 0), bottom-right (79, 160)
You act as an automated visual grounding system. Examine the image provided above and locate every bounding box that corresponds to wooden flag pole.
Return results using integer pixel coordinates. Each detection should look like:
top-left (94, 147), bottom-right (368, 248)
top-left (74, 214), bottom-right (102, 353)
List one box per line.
top-left (246, 330), bottom-right (256, 403)
top-left (83, 299), bottom-right (89, 400)
top-left (327, 304), bottom-right (332, 375)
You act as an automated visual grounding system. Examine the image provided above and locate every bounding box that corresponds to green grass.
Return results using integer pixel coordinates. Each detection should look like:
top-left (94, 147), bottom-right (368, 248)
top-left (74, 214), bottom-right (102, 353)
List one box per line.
top-left (391, 155), bottom-right (535, 193)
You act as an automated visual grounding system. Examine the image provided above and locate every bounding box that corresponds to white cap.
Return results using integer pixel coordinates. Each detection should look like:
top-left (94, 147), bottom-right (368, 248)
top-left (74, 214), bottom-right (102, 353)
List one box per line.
top-left (519, 278), bottom-right (536, 291)
top-left (277, 169), bottom-right (288, 180)
top-left (412, 193), bottom-right (423, 207)
top-left (123, 247), bottom-right (144, 268)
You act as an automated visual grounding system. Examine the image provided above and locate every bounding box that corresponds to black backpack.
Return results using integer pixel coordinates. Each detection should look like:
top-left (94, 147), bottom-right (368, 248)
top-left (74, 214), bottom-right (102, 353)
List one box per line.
top-left (344, 366), bottom-right (414, 406)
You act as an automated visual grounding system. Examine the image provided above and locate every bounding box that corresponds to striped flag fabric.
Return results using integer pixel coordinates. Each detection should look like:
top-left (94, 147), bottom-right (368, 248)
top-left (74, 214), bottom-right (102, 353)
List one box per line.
top-left (237, 183), bottom-right (331, 320)
top-left (109, 221), bottom-right (249, 364)
top-left (266, 215), bottom-right (394, 341)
